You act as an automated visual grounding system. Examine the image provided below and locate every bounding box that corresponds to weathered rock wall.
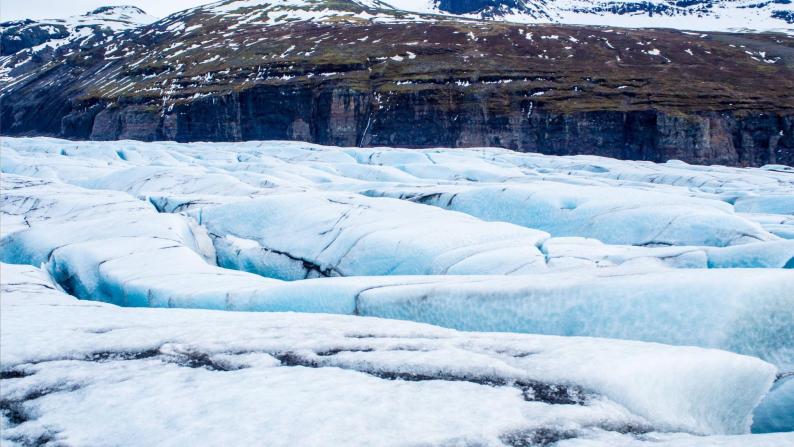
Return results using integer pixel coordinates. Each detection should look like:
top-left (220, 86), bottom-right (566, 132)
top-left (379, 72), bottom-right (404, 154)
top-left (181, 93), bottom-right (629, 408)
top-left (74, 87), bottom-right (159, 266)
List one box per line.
top-left (5, 83), bottom-right (788, 167)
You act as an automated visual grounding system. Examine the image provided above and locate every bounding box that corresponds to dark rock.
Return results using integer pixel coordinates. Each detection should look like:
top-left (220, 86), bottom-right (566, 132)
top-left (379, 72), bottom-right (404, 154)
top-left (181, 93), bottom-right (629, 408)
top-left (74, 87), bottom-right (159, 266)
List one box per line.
top-left (60, 90), bottom-right (793, 167)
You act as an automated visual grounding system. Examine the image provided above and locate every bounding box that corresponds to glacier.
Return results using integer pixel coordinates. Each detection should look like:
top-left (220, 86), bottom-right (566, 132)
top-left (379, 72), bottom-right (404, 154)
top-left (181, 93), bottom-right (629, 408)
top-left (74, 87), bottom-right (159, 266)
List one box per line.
top-left (1, 136), bottom-right (793, 443)
top-left (196, 191), bottom-right (550, 279)
top-left (362, 182), bottom-right (775, 247)
top-left (2, 172), bottom-right (791, 368)
top-left (0, 262), bottom-right (787, 445)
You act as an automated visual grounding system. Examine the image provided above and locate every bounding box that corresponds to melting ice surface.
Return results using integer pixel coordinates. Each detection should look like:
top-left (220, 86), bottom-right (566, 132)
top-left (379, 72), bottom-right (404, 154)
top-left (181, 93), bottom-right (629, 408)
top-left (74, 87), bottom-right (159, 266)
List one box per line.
top-left (1, 137), bottom-right (793, 445)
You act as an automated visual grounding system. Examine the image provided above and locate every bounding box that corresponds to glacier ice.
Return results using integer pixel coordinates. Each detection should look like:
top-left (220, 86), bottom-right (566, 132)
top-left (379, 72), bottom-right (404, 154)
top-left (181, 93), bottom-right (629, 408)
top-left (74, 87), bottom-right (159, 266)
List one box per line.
top-left (1, 137), bottom-right (793, 443)
top-left (195, 191), bottom-right (550, 279)
top-left (0, 263), bottom-right (781, 441)
top-left (2, 172), bottom-right (790, 369)
top-left (539, 237), bottom-right (794, 270)
top-left (363, 183), bottom-right (775, 247)
top-left (735, 195), bottom-right (794, 216)
top-left (356, 268), bottom-right (794, 366)
top-left (752, 376), bottom-right (794, 434)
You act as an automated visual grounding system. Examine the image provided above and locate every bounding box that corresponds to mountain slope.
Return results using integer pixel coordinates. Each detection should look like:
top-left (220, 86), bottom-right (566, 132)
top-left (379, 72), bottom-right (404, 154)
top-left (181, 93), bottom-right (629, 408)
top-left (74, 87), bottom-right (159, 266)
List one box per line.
top-left (0, 6), bottom-right (155, 55)
top-left (0, 0), bottom-right (793, 166)
top-left (0, 6), bottom-right (156, 83)
top-left (387, 0), bottom-right (794, 33)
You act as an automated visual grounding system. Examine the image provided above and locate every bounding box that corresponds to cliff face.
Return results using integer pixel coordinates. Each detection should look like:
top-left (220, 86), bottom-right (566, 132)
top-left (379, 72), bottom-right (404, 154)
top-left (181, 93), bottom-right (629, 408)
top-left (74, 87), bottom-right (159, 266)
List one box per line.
top-left (39, 87), bottom-right (792, 167)
top-left (2, 1), bottom-right (793, 166)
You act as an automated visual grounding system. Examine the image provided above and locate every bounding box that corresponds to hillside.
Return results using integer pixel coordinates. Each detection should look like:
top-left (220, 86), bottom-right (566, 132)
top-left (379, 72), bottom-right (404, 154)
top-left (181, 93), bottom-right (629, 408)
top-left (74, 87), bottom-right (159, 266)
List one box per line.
top-left (0, 6), bottom-right (155, 57)
top-left (387, 0), bottom-right (794, 33)
top-left (1, 0), bottom-right (793, 166)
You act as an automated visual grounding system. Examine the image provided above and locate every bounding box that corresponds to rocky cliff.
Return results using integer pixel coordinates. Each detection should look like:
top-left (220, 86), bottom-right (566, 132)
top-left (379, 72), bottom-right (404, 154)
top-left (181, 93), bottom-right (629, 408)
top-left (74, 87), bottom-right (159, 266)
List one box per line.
top-left (1, 0), bottom-right (793, 166)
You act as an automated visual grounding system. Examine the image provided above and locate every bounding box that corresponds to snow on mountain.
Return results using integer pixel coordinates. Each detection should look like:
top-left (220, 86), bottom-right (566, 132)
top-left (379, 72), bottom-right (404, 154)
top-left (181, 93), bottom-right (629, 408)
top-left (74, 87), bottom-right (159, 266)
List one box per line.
top-left (79, 6), bottom-right (157, 25)
top-left (167, 0), bottom-right (438, 28)
top-left (0, 0), bottom-right (790, 87)
top-left (385, 0), bottom-right (794, 33)
top-left (0, 5), bottom-right (156, 55)
top-left (546, 0), bottom-right (794, 33)
top-left (0, 6), bottom-right (156, 83)
top-left (177, 0), bottom-right (794, 33)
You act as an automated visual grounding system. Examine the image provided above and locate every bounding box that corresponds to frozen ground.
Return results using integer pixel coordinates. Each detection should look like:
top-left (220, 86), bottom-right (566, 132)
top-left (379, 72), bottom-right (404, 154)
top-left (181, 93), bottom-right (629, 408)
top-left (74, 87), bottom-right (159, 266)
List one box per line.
top-left (1, 137), bottom-right (793, 444)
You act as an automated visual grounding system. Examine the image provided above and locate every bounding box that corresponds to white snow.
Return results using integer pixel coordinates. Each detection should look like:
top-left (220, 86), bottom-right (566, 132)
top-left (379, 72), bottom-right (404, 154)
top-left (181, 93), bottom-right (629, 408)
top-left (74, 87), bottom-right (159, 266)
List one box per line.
top-left (752, 375), bottom-right (794, 434)
top-left (0, 6), bottom-right (155, 55)
top-left (382, 0), bottom-right (794, 34)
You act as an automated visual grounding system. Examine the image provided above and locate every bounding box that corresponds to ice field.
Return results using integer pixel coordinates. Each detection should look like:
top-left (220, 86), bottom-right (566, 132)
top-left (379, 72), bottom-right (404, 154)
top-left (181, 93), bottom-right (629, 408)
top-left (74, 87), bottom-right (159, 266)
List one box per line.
top-left (1, 137), bottom-right (793, 445)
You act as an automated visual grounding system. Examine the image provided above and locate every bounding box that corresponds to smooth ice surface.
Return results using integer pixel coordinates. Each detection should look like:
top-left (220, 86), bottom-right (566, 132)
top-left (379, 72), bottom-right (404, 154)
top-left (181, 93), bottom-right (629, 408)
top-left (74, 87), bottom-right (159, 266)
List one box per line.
top-left (357, 268), bottom-right (794, 367)
top-left (0, 174), bottom-right (154, 238)
top-left (197, 191), bottom-right (550, 279)
top-left (0, 263), bottom-right (781, 443)
top-left (364, 183), bottom-right (774, 247)
top-left (752, 376), bottom-right (794, 434)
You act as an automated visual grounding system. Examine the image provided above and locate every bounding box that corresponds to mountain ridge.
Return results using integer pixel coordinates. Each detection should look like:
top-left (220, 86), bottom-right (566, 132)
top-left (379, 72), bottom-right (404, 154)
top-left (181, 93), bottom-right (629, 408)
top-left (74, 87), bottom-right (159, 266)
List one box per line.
top-left (0, 5), bottom-right (156, 56)
top-left (1, 0), bottom-right (793, 166)
top-left (385, 0), bottom-right (794, 33)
